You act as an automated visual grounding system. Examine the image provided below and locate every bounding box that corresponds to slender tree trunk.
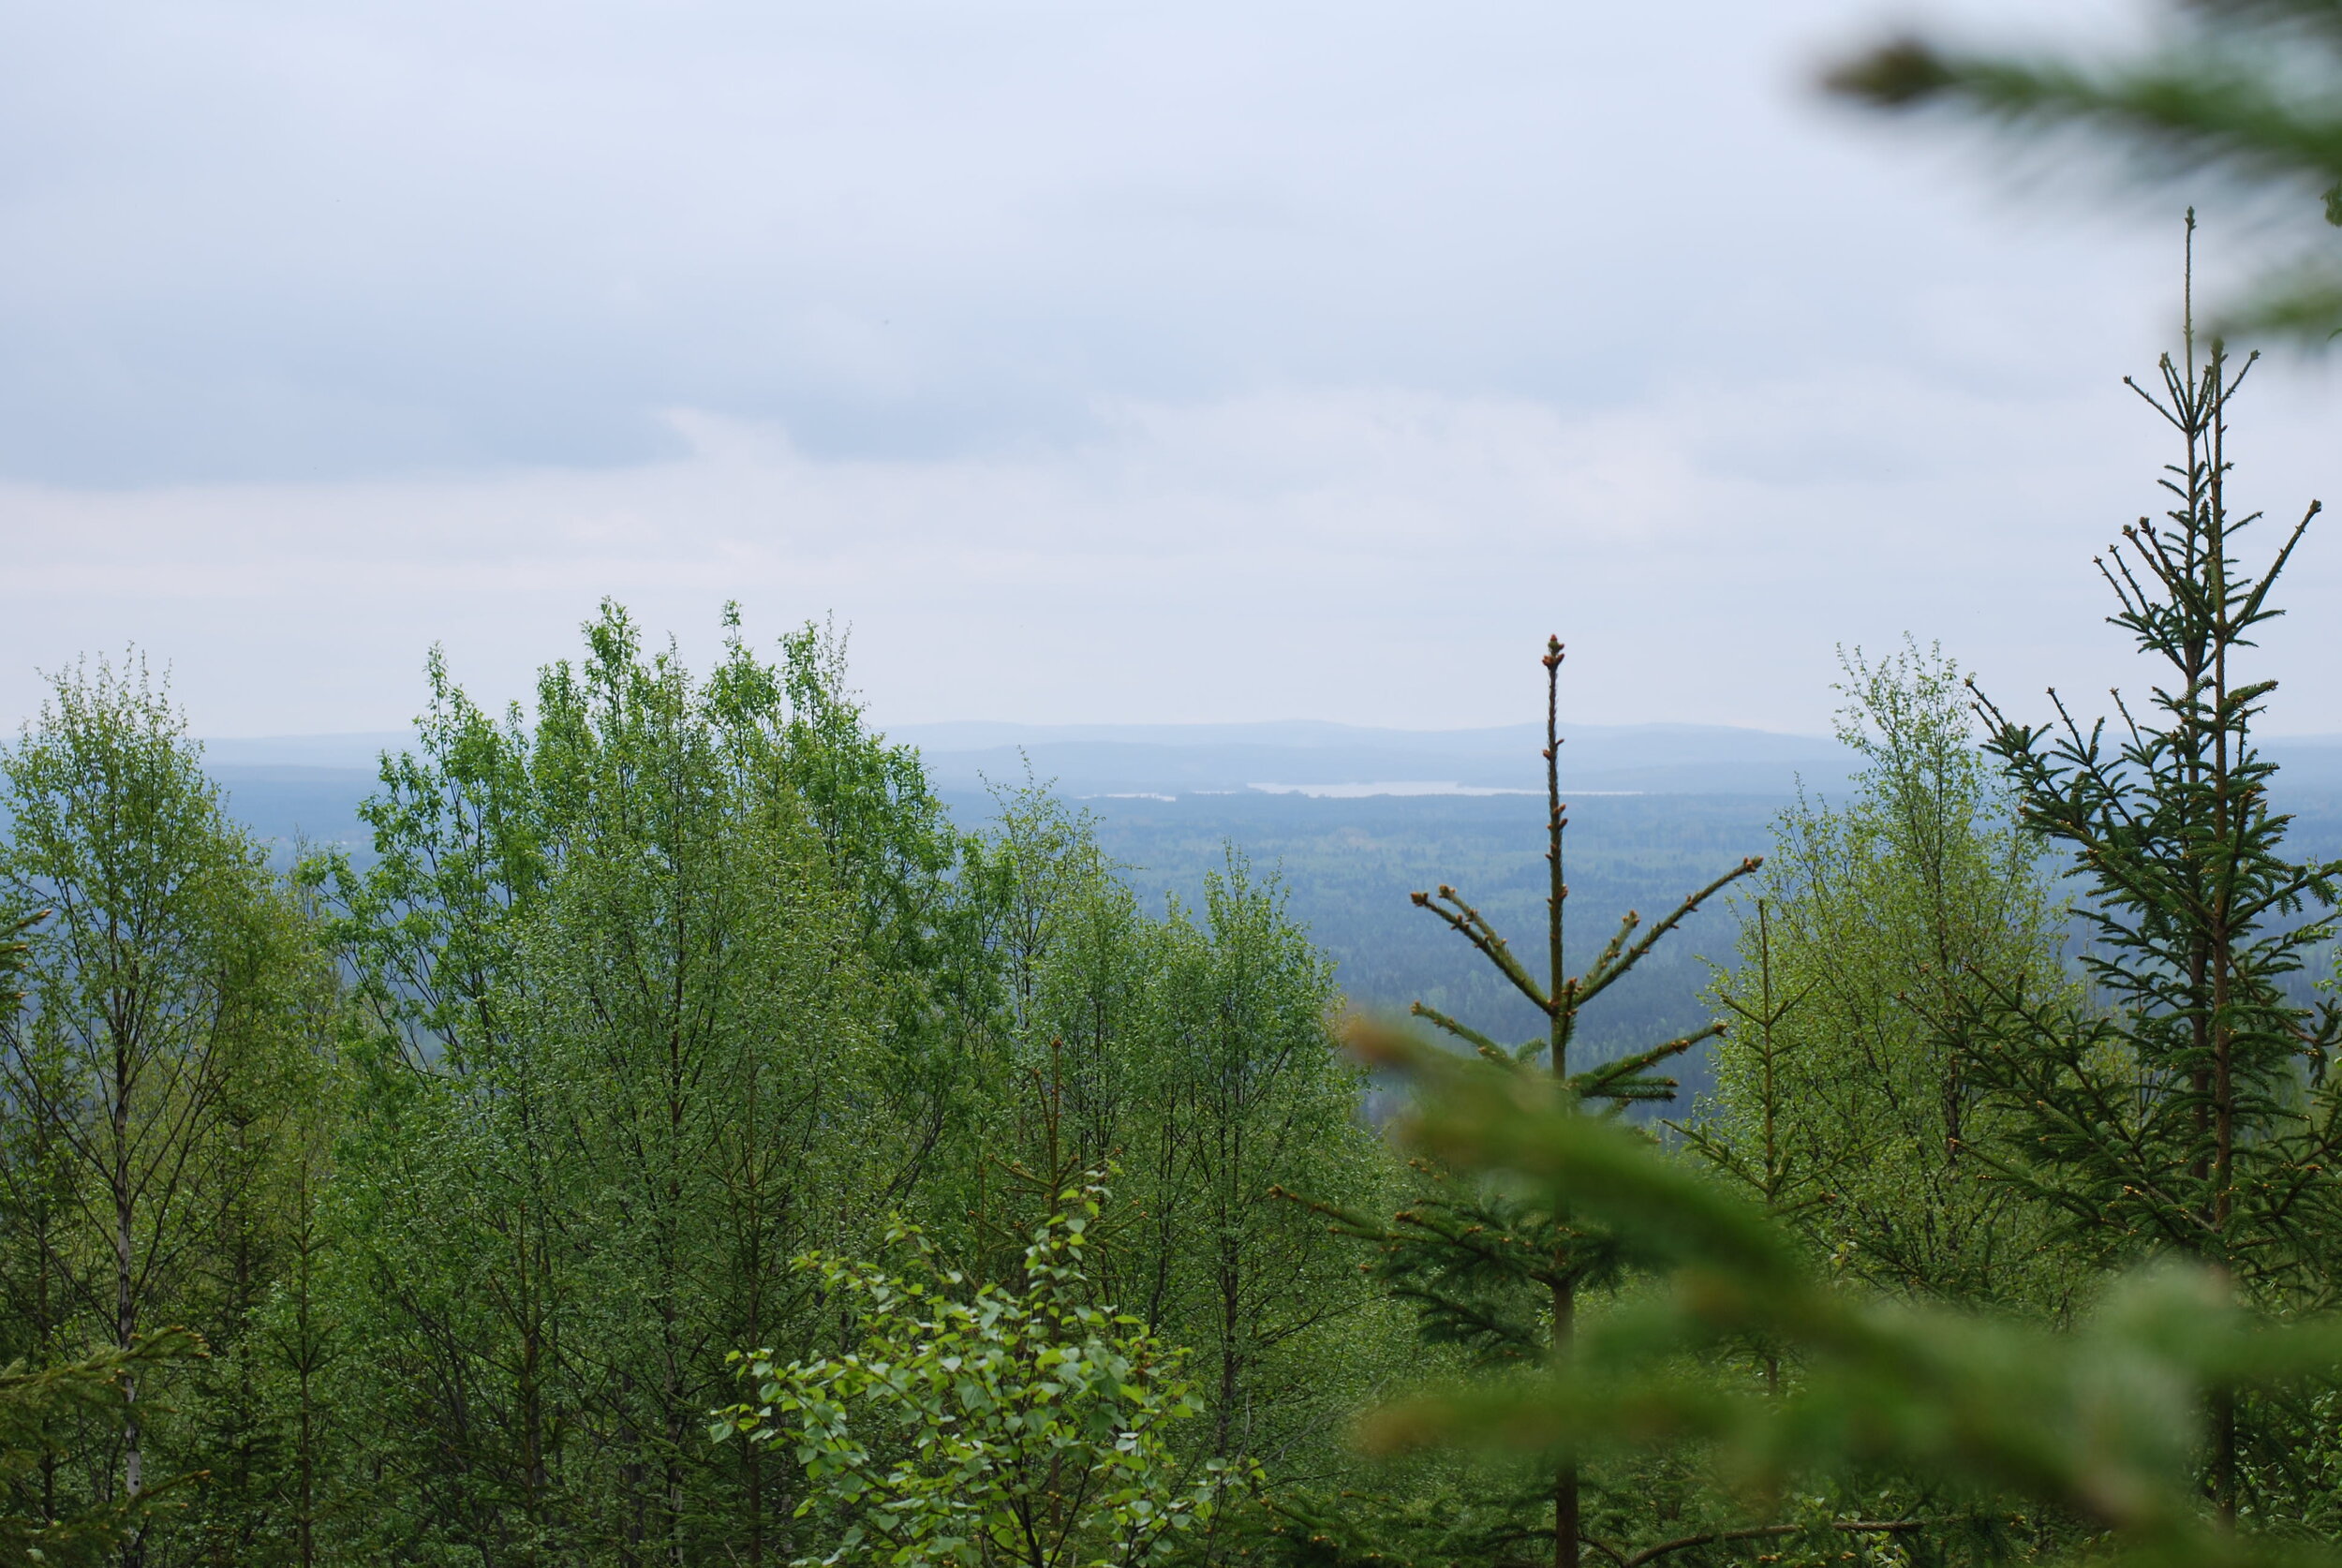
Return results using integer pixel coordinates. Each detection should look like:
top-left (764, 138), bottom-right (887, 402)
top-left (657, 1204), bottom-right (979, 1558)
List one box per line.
top-left (2207, 398), bottom-right (2241, 1530)
top-left (663, 944), bottom-right (692, 1568)
top-left (1543, 639), bottom-right (1579, 1568)
top-left (113, 1018), bottom-right (143, 1568)
top-left (1551, 1277), bottom-right (1577, 1568)
top-left (293, 1160), bottom-right (319, 1568)
top-left (35, 1161), bottom-right (60, 1531)
top-left (739, 1059), bottom-right (769, 1568)
top-left (299, 1356), bottom-right (316, 1568)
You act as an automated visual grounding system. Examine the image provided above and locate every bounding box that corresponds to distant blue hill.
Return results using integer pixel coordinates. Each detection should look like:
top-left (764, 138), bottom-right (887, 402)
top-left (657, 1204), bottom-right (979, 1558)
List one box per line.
top-left (200, 733), bottom-right (415, 770)
top-left (194, 724), bottom-right (2342, 850)
top-left (888, 719), bottom-right (1859, 797)
top-left (192, 718), bottom-right (1861, 870)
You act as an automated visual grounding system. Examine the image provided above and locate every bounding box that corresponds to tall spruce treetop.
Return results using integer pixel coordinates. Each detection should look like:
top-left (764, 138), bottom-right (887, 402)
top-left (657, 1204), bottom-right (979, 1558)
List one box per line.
top-left (1299, 639), bottom-right (1758, 1568)
top-left (1964, 224), bottom-right (2341, 1520)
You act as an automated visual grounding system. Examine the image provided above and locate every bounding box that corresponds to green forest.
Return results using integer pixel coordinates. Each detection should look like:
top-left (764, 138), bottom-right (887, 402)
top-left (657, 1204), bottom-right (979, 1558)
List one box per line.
top-left (15, 0), bottom-right (2342, 1563)
top-left (9, 299), bottom-right (2342, 1568)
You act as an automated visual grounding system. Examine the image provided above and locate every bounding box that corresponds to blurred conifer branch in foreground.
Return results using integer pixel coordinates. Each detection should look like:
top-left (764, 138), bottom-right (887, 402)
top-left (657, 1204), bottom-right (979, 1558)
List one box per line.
top-left (1827, 0), bottom-right (2342, 340)
top-left (1349, 1024), bottom-right (2342, 1568)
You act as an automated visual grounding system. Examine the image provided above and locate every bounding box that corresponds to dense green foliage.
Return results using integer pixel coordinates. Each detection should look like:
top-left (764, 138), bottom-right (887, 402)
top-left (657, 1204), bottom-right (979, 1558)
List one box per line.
top-left (967, 785), bottom-right (1394, 1476)
top-left (716, 1186), bottom-right (1246, 1568)
top-left (0, 611), bottom-right (1387, 1568)
top-left (312, 609), bottom-right (908, 1561)
top-left (0, 657), bottom-right (332, 1568)
top-left (1683, 643), bottom-right (2074, 1309)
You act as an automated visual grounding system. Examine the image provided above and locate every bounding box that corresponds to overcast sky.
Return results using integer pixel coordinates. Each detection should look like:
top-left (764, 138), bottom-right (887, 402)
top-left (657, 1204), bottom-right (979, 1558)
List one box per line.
top-left (4, 0), bottom-right (2338, 738)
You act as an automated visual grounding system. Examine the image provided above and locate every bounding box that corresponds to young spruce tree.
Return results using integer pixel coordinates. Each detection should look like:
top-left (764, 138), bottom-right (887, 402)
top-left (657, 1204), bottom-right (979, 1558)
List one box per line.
top-left (1961, 221), bottom-right (2342, 1524)
top-left (1299, 639), bottom-right (1759, 1568)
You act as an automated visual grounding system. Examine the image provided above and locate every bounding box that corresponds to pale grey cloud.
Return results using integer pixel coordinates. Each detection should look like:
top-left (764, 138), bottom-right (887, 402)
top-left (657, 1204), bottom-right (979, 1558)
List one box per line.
top-left (6, 366), bottom-right (2334, 737)
top-left (0, 0), bottom-right (2334, 734)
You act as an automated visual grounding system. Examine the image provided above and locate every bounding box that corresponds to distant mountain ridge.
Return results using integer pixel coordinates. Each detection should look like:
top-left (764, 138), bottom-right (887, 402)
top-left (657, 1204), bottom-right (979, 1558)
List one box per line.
top-left (199, 719), bottom-right (1859, 799)
top-left (193, 725), bottom-right (2342, 815)
top-left (891, 718), bottom-right (1826, 753)
top-left (889, 719), bottom-right (1858, 797)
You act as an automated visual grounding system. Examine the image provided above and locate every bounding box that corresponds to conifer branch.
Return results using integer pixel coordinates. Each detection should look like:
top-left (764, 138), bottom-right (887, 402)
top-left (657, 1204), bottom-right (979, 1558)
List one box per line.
top-left (1410, 1000), bottom-right (1507, 1061)
top-left (2234, 499), bottom-right (2324, 627)
top-left (1576, 861), bottom-right (1762, 1011)
top-left (1410, 887), bottom-right (1552, 1013)
top-left (1572, 1025), bottom-right (1724, 1102)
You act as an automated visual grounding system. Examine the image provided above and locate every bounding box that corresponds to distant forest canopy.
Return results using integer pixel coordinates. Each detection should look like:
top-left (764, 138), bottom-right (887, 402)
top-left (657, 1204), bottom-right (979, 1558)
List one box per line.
top-left (196, 757), bottom-right (1777, 1100)
top-left (199, 735), bottom-right (2342, 1104)
top-left (200, 732), bottom-right (1811, 1037)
